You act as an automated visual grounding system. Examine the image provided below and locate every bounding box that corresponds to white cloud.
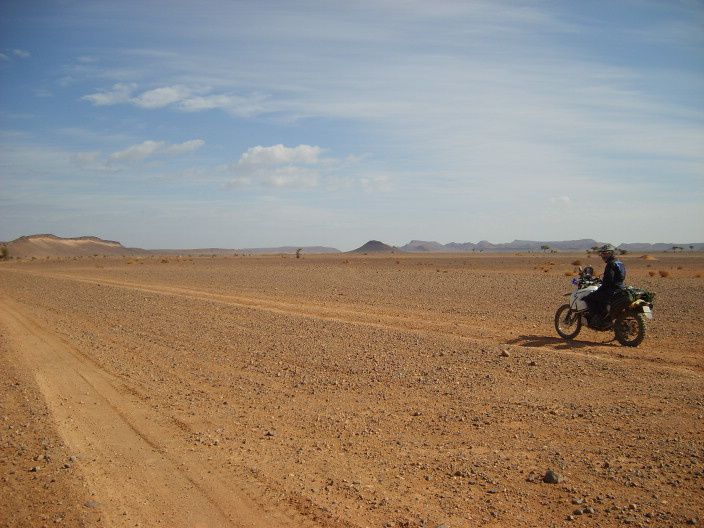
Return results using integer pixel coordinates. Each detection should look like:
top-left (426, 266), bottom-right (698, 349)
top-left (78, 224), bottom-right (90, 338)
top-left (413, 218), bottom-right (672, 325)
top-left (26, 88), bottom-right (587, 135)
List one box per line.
top-left (81, 83), bottom-right (267, 117)
top-left (162, 139), bottom-right (205, 155)
top-left (82, 83), bottom-right (136, 106)
top-left (12, 49), bottom-right (31, 59)
top-left (238, 144), bottom-right (322, 166)
top-left (108, 139), bottom-right (205, 163)
top-left (267, 166), bottom-right (318, 188)
top-left (178, 93), bottom-right (230, 111)
top-left (222, 144), bottom-right (384, 190)
top-left (0, 53), bottom-right (8, 61)
top-left (224, 144), bottom-right (326, 188)
top-left (109, 140), bottom-right (165, 162)
top-left (67, 139), bottom-right (207, 167)
top-left (180, 93), bottom-right (268, 117)
top-left (133, 85), bottom-right (191, 108)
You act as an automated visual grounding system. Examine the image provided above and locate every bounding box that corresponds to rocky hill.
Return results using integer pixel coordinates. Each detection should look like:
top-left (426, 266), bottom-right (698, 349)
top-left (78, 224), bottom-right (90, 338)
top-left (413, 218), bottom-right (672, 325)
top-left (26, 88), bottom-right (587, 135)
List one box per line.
top-left (0, 234), bottom-right (148, 258)
top-left (351, 240), bottom-right (398, 253)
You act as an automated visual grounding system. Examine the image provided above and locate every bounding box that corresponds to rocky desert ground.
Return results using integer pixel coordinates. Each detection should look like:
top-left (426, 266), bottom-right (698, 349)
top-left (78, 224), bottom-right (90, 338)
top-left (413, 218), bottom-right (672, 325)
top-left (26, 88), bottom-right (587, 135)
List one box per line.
top-left (1, 252), bottom-right (702, 528)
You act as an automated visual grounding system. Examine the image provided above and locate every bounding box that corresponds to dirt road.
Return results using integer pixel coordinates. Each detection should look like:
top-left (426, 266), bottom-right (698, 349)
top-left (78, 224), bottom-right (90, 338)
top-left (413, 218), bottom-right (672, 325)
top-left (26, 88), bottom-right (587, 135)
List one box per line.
top-left (1, 253), bottom-right (702, 527)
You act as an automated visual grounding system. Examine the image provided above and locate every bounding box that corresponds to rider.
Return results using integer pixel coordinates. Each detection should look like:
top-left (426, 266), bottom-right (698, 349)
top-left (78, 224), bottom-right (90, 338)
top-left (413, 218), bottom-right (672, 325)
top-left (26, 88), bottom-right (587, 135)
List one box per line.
top-left (586, 243), bottom-right (626, 325)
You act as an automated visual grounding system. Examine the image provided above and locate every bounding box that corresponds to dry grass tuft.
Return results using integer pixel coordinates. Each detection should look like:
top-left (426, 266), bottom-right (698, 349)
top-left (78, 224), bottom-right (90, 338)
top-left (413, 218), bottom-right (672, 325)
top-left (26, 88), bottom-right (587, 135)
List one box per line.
top-left (648, 271), bottom-right (656, 277)
top-left (658, 270), bottom-right (670, 278)
top-left (640, 254), bottom-right (658, 261)
top-left (571, 260), bottom-right (582, 266)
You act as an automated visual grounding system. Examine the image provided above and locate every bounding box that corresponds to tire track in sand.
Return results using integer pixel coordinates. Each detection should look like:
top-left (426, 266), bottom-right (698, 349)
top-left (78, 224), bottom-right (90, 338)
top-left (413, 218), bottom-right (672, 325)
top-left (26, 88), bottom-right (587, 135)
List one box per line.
top-left (0, 296), bottom-right (328, 528)
top-left (5, 269), bottom-right (518, 342)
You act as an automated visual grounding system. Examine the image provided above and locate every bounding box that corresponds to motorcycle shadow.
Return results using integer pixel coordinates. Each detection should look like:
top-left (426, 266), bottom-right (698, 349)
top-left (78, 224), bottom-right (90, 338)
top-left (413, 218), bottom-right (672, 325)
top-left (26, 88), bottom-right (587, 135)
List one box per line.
top-left (507, 335), bottom-right (619, 350)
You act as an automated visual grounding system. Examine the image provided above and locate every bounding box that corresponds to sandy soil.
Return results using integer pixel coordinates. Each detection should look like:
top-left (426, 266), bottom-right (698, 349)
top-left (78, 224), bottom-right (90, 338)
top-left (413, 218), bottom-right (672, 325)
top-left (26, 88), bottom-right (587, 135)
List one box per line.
top-left (1, 253), bottom-right (702, 527)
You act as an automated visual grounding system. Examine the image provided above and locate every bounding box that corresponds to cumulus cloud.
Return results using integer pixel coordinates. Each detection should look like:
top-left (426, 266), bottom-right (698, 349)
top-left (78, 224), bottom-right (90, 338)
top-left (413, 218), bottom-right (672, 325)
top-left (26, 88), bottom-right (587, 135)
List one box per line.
top-left (267, 166), bottom-right (319, 187)
top-left (223, 144), bottom-right (384, 190)
top-left (225, 144), bottom-right (326, 188)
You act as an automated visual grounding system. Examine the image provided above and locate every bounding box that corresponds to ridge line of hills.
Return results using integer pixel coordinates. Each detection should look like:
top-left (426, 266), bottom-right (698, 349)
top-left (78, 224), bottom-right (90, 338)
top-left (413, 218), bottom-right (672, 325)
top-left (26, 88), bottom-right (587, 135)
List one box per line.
top-left (0, 234), bottom-right (702, 259)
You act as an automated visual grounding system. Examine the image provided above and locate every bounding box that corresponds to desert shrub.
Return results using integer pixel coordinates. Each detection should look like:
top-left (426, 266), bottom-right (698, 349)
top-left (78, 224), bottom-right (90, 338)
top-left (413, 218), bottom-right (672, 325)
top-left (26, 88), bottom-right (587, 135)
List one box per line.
top-left (648, 271), bottom-right (656, 277)
top-left (695, 274), bottom-right (702, 278)
top-left (0, 246), bottom-right (8, 260)
top-left (161, 258), bottom-right (169, 264)
top-left (571, 260), bottom-right (581, 266)
top-left (658, 270), bottom-right (669, 278)
top-left (677, 266), bottom-right (683, 270)
top-left (564, 271), bottom-right (572, 276)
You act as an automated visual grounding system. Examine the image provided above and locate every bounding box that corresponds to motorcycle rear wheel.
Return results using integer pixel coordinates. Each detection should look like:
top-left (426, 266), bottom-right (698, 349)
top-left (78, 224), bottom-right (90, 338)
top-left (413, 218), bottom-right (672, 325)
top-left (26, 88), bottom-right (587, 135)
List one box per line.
top-left (614, 313), bottom-right (646, 347)
top-left (555, 304), bottom-right (582, 339)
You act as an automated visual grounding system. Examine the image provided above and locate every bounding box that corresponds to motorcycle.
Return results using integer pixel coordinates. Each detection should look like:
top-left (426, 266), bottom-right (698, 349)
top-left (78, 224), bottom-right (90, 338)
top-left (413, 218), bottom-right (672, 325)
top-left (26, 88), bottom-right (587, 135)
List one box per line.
top-left (554, 266), bottom-right (655, 347)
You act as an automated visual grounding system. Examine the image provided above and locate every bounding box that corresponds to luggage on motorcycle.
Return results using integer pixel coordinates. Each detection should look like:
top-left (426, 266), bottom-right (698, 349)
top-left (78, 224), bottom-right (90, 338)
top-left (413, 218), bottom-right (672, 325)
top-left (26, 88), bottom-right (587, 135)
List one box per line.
top-left (610, 288), bottom-right (636, 311)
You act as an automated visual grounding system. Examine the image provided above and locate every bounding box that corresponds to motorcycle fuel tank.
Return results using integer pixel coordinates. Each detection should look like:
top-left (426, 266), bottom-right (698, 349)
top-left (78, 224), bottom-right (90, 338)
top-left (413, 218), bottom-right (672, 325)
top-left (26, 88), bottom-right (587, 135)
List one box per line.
top-left (570, 285), bottom-right (598, 311)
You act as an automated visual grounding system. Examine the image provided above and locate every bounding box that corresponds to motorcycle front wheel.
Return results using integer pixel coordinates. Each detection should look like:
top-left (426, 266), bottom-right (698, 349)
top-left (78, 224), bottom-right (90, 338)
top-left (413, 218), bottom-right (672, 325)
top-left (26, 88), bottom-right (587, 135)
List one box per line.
top-left (614, 313), bottom-right (646, 347)
top-left (555, 304), bottom-right (582, 339)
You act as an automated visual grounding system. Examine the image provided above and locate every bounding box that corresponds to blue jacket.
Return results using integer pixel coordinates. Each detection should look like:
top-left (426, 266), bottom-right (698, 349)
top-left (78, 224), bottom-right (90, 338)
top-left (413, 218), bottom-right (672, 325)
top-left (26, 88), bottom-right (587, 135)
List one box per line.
top-left (601, 257), bottom-right (626, 290)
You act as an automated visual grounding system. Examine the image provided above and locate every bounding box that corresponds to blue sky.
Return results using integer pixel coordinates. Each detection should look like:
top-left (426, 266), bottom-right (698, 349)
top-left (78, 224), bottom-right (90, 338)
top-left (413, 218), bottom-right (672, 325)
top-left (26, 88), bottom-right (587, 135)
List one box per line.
top-left (1, 0), bottom-right (702, 250)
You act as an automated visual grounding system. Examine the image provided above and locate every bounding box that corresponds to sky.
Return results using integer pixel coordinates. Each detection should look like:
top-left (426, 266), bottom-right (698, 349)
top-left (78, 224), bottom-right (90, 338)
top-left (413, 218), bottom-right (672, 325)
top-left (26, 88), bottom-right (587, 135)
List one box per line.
top-left (1, 0), bottom-right (702, 250)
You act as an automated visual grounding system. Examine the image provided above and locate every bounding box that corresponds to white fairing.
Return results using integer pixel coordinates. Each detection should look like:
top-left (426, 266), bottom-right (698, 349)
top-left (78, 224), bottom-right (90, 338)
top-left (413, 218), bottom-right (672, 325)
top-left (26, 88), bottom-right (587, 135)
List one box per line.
top-left (570, 285), bottom-right (598, 311)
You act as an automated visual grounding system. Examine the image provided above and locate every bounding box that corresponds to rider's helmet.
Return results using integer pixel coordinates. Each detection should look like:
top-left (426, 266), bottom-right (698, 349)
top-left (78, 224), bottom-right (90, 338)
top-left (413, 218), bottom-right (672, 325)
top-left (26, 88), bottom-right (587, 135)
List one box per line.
top-left (598, 243), bottom-right (616, 260)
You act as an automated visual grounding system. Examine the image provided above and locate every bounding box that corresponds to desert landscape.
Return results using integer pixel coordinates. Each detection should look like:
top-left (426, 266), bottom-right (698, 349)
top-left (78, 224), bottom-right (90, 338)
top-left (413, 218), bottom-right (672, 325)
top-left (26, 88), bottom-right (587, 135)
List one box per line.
top-left (1, 251), bottom-right (703, 527)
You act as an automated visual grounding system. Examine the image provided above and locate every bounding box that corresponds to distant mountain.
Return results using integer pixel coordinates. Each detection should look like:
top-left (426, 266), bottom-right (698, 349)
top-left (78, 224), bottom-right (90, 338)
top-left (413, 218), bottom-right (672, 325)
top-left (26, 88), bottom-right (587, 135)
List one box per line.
top-left (351, 240), bottom-right (397, 253)
top-left (1, 234), bottom-right (148, 258)
top-left (399, 238), bottom-right (605, 252)
top-left (400, 240), bottom-right (451, 252)
top-left (444, 242), bottom-right (476, 252)
top-left (396, 239), bottom-right (704, 253)
top-left (618, 242), bottom-right (704, 252)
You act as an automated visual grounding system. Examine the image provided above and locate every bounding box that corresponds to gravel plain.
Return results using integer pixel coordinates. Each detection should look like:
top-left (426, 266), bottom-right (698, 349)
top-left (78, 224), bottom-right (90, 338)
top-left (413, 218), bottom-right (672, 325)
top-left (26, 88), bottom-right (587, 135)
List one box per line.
top-left (1, 252), bottom-right (702, 527)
